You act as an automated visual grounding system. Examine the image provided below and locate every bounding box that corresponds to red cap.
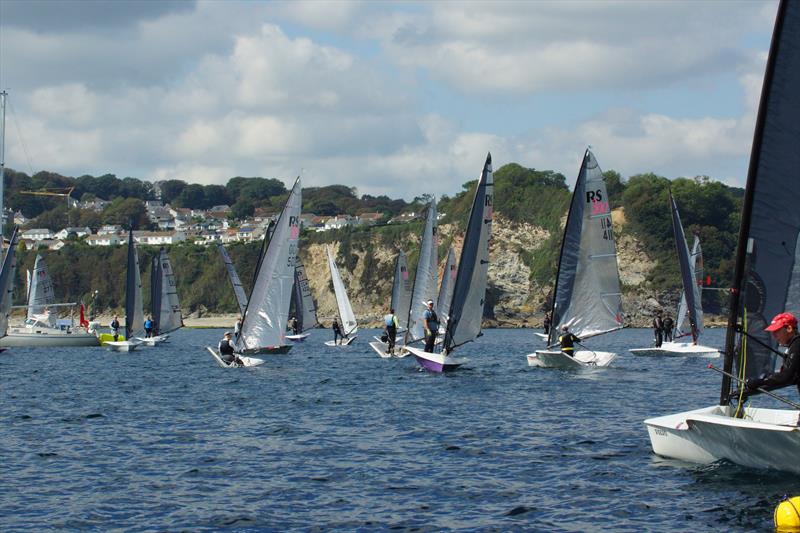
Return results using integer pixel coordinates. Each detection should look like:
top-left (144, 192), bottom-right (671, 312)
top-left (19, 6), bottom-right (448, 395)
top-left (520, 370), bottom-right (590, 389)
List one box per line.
top-left (765, 312), bottom-right (798, 332)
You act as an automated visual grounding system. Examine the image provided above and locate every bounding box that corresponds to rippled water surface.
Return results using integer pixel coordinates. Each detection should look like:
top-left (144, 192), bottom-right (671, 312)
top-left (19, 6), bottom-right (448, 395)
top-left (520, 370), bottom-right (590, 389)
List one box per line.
top-left (2, 327), bottom-right (799, 532)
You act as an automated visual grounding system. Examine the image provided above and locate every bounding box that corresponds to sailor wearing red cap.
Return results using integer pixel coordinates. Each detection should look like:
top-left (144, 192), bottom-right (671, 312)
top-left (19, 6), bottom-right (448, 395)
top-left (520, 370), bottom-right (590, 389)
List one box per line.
top-left (735, 312), bottom-right (800, 400)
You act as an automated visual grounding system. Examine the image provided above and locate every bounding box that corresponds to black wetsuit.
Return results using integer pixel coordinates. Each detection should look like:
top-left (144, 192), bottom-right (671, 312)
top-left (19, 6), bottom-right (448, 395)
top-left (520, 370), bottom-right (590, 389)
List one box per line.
top-left (746, 334), bottom-right (800, 398)
top-left (424, 309), bottom-right (439, 353)
top-left (559, 332), bottom-right (580, 356)
top-left (543, 314), bottom-right (551, 335)
top-left (663, 317), bottom-right (674, 342)
top-left (653, 316), bottom-right (664, 348)
top-left (218, 339), bottom-right (235, 364)
top-left (110, 319), bottom-right (120, 341)
top-left (332, 321), bottom-right (343, 344)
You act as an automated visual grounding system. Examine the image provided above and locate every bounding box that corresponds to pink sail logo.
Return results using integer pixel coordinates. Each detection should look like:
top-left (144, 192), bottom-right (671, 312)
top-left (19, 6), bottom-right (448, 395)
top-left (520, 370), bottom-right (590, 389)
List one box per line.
top-left (289, 216), bottom-right (300, 239)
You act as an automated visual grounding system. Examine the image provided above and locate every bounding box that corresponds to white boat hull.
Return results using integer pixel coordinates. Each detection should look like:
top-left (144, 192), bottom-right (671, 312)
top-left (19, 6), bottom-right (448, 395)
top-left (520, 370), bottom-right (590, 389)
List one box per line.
top-left (286, 333), bottom-right (310, 342)
top-left (645, 405), bottom-right (800, 473)
top-left (533, 332), bottom-right (549, 341)
top-left (0, 329), bottom-right (99, 347)
top-left (630, 341), bottom-right (719, 357)
top-left (325, 335), bottom-right (357, 347)
top-left (135, 334), bottom-right (170, 347)
top-left (404, 345), bottom-right (468, 372)
top-left (105, 340), bottom-right (142, 352)
top-left (527, 349), bottom-right (616, 369)
top-left (206, 347), bottom-right (265, 367)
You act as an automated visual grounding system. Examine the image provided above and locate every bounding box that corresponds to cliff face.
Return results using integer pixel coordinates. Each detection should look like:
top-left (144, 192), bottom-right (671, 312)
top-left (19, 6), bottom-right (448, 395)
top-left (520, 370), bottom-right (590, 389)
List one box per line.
top-left (301, 209), bottom-right (675, 329)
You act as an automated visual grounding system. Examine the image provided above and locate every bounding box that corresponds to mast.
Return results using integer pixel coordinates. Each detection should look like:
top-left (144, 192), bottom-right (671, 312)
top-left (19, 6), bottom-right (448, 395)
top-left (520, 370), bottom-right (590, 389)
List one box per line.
top-left (0, 91), bottom-right (6, 239)
top-left (669, 192), bottom-right (700, 343)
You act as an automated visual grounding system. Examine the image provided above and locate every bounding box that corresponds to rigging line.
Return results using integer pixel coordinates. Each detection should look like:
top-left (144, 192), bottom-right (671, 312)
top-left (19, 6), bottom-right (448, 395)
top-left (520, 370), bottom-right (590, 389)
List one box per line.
top-left (8, 100), bottom-right (35, 176)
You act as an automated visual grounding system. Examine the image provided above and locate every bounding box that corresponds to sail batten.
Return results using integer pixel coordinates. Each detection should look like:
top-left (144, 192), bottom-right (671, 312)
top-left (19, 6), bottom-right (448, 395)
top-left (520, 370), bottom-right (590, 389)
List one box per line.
top-left (236, 177), bottom-right (301, 351)
top-left (547, 149), bottom-right (624, 344)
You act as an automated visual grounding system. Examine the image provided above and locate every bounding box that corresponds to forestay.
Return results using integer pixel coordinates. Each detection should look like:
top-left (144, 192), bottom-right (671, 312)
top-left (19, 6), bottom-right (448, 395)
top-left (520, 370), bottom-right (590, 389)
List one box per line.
top-left (152, 249), bottom-right (183, 334)
top-left (326, 246), bottom-right (358, 336)
top-left (236, 177), bottom-right (301, 352)
top-left (124, 228), bottom-right (145, 340)
top-left (675, 230), bottom-right (703, 340)
top-left (406, 200), bottom-right (438, 343)
top-left (722, 0), bottom-right (800, 395)
top-left (443, 153), bottom-right (493, 352)
top-left (436, 246), bottom-right (457, 329)
top-left (26, 254), bottom-right (55, 319)
top-left (547, 149), bottom-right (623, 345)
top-left (0, 227), bottom-right (20, 337)
top-left (292, 261), bottom-right (318, 333)
top-left (390, 250), bottom-right (412, 330)
top-left (217, 243), bottom-right (248, 315)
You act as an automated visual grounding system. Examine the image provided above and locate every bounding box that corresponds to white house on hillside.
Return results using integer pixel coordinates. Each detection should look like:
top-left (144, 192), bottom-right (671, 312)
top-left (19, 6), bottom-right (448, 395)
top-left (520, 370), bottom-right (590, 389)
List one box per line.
top-left (86, 234), bottom-right (122, 247)
top-left (22, 228), bottom-right (55, 241)
top-left (133, 231), bottom-right (186, 245)
top-left (55, 227), bottom-right (92, 239)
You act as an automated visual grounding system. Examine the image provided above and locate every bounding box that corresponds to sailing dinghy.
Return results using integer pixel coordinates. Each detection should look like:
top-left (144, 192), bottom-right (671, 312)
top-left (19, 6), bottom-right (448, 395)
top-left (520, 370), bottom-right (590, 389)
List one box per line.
top-left (370, 250), bottom-right (413, 358)
top-left (324, 246), bottom-right (358, 346)
top-left (0, 227), bottom-right (20, 344)
top-left (105, 228), bottom-right (144, 352)
top-left (207, 177), bottom-right (301, 364)
top-left (405, 153), bottom-right (493, 372)
top-left (645, 0), bottom-right (800, 473)
top-left (138, 248), bottom-right (183, 346)
top-left (526, 149), bottom-right (624, 369)
top-left (630, 194), bottom-right (719, 357)
top-left (286, 260), bottom-right (319, 342)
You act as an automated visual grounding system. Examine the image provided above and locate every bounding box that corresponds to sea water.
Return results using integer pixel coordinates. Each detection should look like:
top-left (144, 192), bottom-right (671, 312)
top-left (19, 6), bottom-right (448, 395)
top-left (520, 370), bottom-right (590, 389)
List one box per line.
top-left (1, 328), bottom-right (798, 532)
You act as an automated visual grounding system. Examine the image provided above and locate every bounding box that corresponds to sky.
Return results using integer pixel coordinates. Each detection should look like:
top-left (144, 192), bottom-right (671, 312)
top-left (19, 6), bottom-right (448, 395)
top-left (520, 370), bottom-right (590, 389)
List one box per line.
top-left (0, 0), bottom-right (780, 200)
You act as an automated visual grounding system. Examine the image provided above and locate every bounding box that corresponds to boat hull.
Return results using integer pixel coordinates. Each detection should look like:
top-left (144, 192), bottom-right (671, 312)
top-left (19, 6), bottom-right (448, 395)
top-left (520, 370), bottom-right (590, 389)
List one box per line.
top-left (206, 347), bottom-right (265, 367)
top-left (527, 349), bottom-right (616, 368)
top-left (645, 405), bottom-right (800, 473)
top-left (404, 346), bottom-right (467, 373)
top-left (324, 336), bottom-right (357, 347)
top-left (0, 329), bottom-right (100, 347)
top-left (135, 334), bottom-right (170, 347)
top-left (105, 340), bottom-right (142, 352)
top-left (286, 333), bottom-right (310, 342)
top-left (630, 342), bottom-right (719, 357)
top-left (369, 341), bottom-right (393, 359)
top-left (239, 345), bottom-right (292, 355)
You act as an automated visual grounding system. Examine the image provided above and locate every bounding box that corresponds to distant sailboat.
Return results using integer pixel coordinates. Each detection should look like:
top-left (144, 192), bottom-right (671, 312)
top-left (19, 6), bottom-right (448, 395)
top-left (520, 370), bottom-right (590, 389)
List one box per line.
top-left (217, 242), bottom-right (249, 316)
top-left (369, 250), bottom-right (413, 358)
top-left (143, 248), bottom-right (183, 345)
top-left (630, 193), bottom-right (719, 357)
top-left (324, 246), bottom-right (358, 347)
top-left (526, 149), bottom-right (624, 369)
top-left (405, 153), bottom-right (493, 372)
top-left (105, 228), bottom-right (145, 352)
top-left (644, 0), bottom-right (800, 473)
top-left (286, 260), bottom-right (319, 342)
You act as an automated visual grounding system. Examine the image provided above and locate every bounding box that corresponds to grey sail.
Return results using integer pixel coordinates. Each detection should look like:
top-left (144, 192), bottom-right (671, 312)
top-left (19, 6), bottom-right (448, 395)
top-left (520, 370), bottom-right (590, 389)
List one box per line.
top-left (675, 233), bottom-right (704, 340)
top-left (406, 200), bottom-right (438, 343)
top-left (236, 177), bottom-right (301, 352)
top-left (722, 0), bottom-right (800, 395)
top-left (436, 246), bottom-right (457, 330)
top-left (391, 250), bottom-right (412, 330)
top-left (444, 153), bottom-right (493, 352)
top-left (547, 149), bottom-right (624, 344)
top-left (124, 228), bottom-right (145, 340)
top-left (26, 254), bottom-right (55, 319)
top-left (327, 246), bottom-right (358, 336)
top-left (156, 249), bottom-right (182, 334)
top-left (217, 243), bottom-right (248, 316)
top-left (292, 261), bottom-right (318, 333)
top-left (670, 193), bottom-right (702, 343)
top-left (0, 227), bottom-right (20, 337)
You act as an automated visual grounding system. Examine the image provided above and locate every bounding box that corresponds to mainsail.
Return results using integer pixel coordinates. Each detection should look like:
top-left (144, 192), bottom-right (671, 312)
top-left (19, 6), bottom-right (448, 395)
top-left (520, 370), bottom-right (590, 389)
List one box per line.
top-left (436, 246), bottom-right (457, 329)
top-left (236, 177), bottom-right (301, 352)
top-left (547, 149), bottom-right (624, 345)
top-left (124, 228), bottom-right (145, 340)
top-left (291, 260), bottom-right (318, 333)
top-left (217, 243), bottom-right (248, 315)
top-left (721, 0), bottom-right (800, 399)
top-left (26, 254), bottom-right (55, 319)
top-left (675, 231), bottom-right (703, 341)
top-left (326, 246), bottom-right (358, 336)
top-left (0, 227), bottom-right (20, 337)
top-left (406, 200), bottom-right (438, 343)
top-left (151, 249), bottom-right (183, 334)
top-left (390, 250), bottom-right (412, 330)
top-left (443, 153), bottom-right (493, 353)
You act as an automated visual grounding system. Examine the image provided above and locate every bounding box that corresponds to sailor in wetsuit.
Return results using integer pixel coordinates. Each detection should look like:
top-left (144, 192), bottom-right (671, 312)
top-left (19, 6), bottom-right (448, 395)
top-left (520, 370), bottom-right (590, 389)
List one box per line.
top-left (218, 331), bottom-right (240, 366)
top-left (732, 312), bottom-right (800, 400)
top-left (559, 325), bottom-right (581, 357)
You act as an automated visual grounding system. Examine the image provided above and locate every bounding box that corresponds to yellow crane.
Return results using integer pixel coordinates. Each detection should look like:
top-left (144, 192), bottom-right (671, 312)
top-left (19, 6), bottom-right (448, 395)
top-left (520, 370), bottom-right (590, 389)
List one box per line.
top-left (20, 187), bottom-right (77, 208)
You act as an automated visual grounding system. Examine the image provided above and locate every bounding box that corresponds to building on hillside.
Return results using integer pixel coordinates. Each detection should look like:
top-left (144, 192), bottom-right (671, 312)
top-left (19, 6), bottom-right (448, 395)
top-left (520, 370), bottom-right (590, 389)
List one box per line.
top-left (22, 238), bottom-right (66, 251)
top-left (21, 228), bottom-right (55, 241)
top-left (322, 215), bottom-right (353, 231)
top-left (209, 205), bottom-right (231, 214)
top-left (79, 198), bottom-right (110, 212)
top-left (54, 227), bottom-right (92, 239)
top-left (193, 232), bottom-right (222, 246)
top-left (86, 234), bottom-right (122, 247)
top-left (357, 212), bottom-right (383, 225)
top-left (97, 224), bottom-right (123, 235)
top-left (132, 231), bottom-right (187, 246)
top-left (13, 211), bottom-right (29, 226)
top-left (388, 212), bottom-right (420, 224)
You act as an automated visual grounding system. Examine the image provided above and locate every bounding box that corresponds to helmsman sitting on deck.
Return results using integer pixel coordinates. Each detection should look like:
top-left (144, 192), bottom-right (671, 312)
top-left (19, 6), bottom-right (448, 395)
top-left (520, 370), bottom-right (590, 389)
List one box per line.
top-left (559, 325), bottom-right (581, 357)
top-left (732, 312), bottom-right (800, 400)
top-left (218, 332), bottom-right (242, 366)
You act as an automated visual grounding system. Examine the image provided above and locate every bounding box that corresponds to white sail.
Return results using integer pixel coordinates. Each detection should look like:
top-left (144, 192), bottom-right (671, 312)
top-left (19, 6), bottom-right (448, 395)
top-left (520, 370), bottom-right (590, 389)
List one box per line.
top-left (157, 250), bottom-right (183, 334)
top-left (391, 250), bottom-right (412, 330)
top-left (26, 254), bottom-right (56, 320)
top-left (326, 246), bottom-right (358, 336)
top-left (436, 246), bottom-right (457, 330)
top-left (406, 200), bottom-right (438, 343)
top-left (236, 177), bottom-right (301, 352)
top-left (675, 235), bottom-right (703, 339)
